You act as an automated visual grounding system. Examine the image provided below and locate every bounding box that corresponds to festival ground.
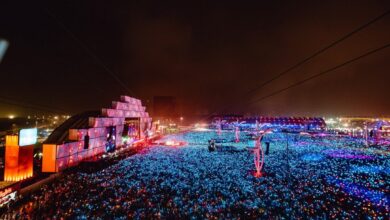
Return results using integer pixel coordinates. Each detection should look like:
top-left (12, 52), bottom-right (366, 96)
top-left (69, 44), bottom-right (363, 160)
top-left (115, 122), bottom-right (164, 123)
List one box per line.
top-left (1, 129), bottom-right (389, 219)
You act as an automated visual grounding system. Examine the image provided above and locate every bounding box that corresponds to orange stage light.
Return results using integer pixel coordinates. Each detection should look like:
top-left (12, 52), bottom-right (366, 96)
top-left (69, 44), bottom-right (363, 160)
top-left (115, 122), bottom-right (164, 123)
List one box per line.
top-left (42, 144), bottom-right (57, 173)
top-left (4, 135), bottom-right (34, 181)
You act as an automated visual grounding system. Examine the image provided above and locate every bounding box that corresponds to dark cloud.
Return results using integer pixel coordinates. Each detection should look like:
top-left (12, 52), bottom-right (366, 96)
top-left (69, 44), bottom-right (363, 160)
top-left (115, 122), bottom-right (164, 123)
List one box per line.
top-left (0, 0), bottom-right (389, 117)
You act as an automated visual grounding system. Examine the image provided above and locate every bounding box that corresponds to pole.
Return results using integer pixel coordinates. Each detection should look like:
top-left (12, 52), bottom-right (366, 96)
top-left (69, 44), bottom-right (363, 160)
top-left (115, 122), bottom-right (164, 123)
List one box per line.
top-left (285, 132), bottom-right (292, 216)
top-left (364, 122), bottom-right (368, 147)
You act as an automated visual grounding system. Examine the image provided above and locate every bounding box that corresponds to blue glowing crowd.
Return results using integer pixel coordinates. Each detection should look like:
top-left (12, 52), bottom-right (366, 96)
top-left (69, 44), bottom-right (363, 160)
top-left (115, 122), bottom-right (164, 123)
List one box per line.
top-left (2, 130), bottom-right (389, 219)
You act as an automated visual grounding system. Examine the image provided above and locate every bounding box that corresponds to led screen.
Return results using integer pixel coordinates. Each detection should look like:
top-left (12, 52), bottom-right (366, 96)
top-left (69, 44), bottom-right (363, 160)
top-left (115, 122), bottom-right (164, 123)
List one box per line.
top-left (18, 128), bottom-right (38, 146)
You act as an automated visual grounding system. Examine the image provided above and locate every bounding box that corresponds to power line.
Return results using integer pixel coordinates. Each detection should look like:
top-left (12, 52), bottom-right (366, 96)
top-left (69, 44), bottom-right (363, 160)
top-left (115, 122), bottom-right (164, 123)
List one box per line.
top-left (43, 8), bottom-right (136, 97)
top-left (0, 96), bottom-right (67, 114)
top-left (247, 43), bottom-right (390, 107)
top-left (0, 95), bottom-right (64, 111)
top-left (245, 9), bottom-right (390, 96)
top-left (210, 9), bottom-right (390, 116)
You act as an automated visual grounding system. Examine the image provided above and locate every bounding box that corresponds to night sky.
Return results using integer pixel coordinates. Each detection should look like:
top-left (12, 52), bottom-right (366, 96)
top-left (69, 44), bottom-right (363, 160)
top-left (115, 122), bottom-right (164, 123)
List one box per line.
top-left (1, 0), bottom-right (390, 118)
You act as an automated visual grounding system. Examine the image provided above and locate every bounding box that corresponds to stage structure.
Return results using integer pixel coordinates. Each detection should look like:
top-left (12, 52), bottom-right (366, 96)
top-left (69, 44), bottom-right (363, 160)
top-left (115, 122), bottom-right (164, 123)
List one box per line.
top-left (217, 120), bottom-right (222, 136)
top-left (253, 129), bottom-right (272, 177)
top-left (213, 117), bottom-right (326, 131)
top-left (235, 126), bottom-right (240, 143)
top-left (42, 96), bottom-right (152, 173)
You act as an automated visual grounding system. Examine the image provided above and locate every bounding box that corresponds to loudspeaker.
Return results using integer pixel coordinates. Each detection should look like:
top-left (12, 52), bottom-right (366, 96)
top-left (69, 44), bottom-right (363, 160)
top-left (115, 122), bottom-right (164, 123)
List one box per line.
top-left (265, 142), bottom-right (270, 155)
top-left (84, 135), bottom-right (90, 149)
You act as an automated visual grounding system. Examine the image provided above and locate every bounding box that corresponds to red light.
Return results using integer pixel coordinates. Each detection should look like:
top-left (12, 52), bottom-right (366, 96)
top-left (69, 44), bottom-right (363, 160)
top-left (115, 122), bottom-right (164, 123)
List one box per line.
top-left (253, 171), bottom-right (263, 178)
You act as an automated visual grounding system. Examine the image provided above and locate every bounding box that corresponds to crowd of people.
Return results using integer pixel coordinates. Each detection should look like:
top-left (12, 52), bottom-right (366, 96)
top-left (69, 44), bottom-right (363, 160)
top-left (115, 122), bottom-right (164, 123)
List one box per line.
top-left (2, 130), bottom-right (389, 219)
